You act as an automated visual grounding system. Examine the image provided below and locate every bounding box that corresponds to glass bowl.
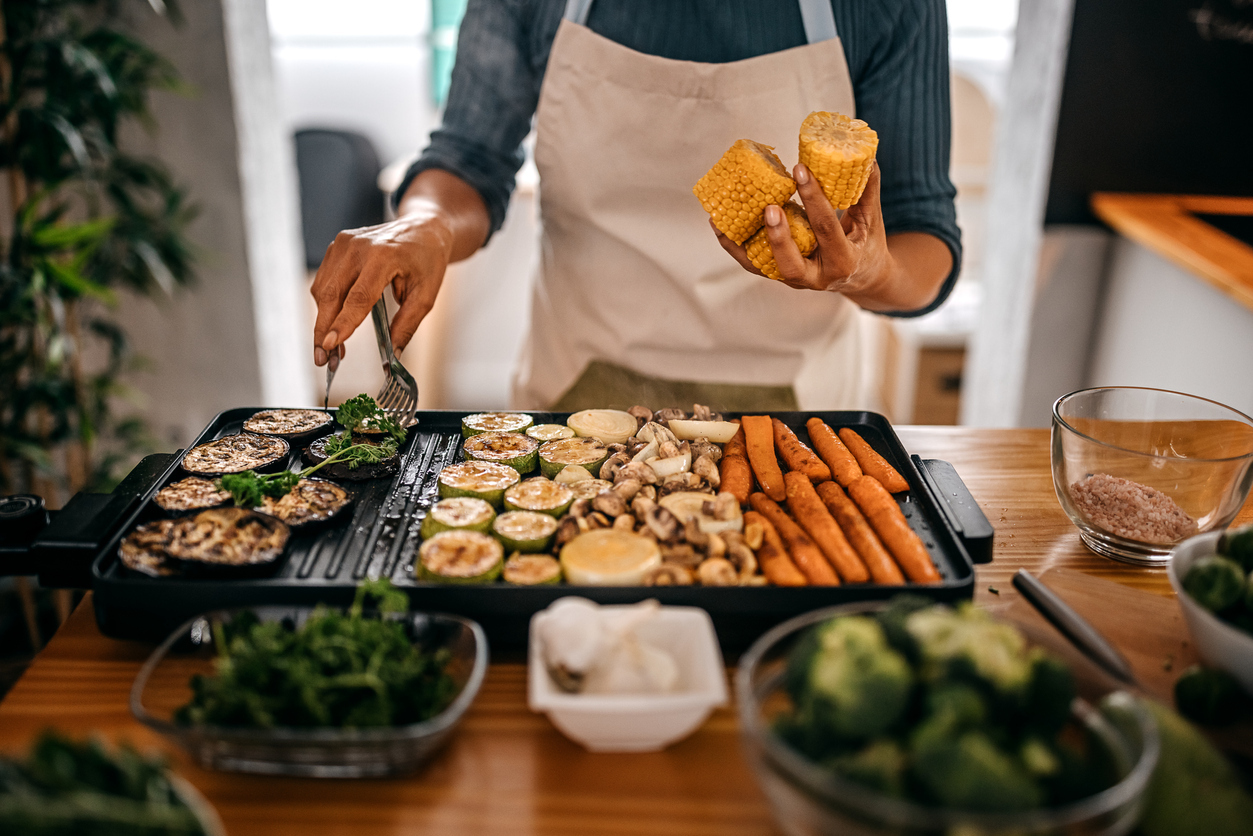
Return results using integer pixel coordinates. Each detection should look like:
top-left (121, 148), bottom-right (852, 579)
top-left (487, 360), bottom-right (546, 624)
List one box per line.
top-left (1052, 387), bottom-right (1253, 565)
top-left (131, 606), bottom-right (488, 778)
top-left (735, 603), bottom-right (1160, 836)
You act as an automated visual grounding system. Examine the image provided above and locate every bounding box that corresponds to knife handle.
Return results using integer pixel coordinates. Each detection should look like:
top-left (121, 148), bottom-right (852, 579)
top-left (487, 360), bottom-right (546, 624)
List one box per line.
top-left (1012, 569), bottom-right (1139, 686)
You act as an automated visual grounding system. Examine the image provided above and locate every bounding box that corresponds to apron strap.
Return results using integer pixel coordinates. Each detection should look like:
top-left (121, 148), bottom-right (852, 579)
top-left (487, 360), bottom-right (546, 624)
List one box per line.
top-left (565, 0), bottom-right (840, 44)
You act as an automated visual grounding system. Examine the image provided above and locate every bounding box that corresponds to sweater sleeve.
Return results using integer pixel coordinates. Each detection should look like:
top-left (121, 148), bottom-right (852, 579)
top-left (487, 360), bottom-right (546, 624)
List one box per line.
top-left (391, 0), bottom-right (539, 242)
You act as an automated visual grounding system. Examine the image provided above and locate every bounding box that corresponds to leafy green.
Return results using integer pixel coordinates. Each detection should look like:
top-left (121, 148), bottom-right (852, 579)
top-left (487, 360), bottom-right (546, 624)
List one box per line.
top-left (0, 731), bottom-right (206, 835)
top-left (335, 394), bottom-right (405, 441)
top-left (174, 579), bottom-right (457, 729)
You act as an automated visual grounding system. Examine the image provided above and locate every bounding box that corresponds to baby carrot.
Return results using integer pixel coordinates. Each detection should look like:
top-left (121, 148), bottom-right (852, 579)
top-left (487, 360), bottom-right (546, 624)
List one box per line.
top-left (772, 418), bottom-right (832, 482)
top-left (847, 475), bottom-right (941, 583)
top-left (815, 480), bottom-right (905, 585)
top-left (750, 492), bottom-right (839, 585)
top-left (784, 471), bottom-right (868, 582)
top-left (838, 428), bottom-right (909, 493)
top-left (805, 417), bottom-right (862, 487)
top-left (720, 421), bottom-right (754, 506)
top-left (744, 510), bottom-right (808, 587)
top-left (741, 415), bottom-right (786, 502)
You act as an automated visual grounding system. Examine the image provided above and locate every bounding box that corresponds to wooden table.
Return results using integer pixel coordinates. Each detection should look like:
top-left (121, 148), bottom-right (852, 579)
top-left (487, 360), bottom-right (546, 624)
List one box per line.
top-left (2, 428), bottom-right (1250, 835)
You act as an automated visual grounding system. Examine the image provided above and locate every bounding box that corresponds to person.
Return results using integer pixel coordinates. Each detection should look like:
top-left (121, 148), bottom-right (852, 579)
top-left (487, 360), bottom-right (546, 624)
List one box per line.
top-left (311, 0), bottom-right (959, 412)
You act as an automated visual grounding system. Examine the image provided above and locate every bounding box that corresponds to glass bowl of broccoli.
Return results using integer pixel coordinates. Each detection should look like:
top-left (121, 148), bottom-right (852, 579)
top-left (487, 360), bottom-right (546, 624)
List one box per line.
top-left (130, 581), bottom-right (488, 778)
top-left (736, 597), bottom-right (1159, 836)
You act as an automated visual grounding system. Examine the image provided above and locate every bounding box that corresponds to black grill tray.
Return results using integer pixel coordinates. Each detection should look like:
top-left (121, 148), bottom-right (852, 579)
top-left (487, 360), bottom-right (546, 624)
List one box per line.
top-left (91, 408), bottom-right (990, 657)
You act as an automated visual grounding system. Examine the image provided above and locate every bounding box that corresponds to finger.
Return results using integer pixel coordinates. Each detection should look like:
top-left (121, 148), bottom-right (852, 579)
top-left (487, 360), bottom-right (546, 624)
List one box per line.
top-left (763, 204), bottom-right (813, 285)
top-left (711, 218), bottom-right (765, 276)
top-left (390, 272), bottom-right (443, 352)
top-left (310, 234), bottom-right (359, 364)
top-left (793, 163), bottom-right (852, 263)
top-left (325, 259), bottom-right (397, 351)
top-left (844, 162), bottom-right (883, 244)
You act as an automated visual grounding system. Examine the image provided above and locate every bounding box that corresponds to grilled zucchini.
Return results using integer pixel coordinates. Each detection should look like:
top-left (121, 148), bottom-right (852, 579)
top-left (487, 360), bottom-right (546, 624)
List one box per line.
top-left (437, 461), bottom-right (521, 507)
top-left (462, 412), bottom-right (534, 438)
top-left (417, 530), bottom-right (504, 584)
top-left (504, 478), bottom-right (574, 517)
top-left (492, 510), bottom-right (558, 553)
top-left (463, 431), bottom-right (540, 474)
top-left (503, 554), bottom-right (562, 585)
top-left (538, 437), bottom-right (608, 479)
top-left (421, 497), bottom-right (496, 539)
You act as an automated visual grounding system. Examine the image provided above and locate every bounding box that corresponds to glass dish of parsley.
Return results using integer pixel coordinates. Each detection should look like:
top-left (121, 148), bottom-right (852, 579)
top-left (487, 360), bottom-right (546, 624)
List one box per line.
top-left (129, 580), bottom-right (488, 778)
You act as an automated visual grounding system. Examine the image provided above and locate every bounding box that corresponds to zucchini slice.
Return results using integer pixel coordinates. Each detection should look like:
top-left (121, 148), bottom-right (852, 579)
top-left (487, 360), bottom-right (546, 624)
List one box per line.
top-left (526, 423), bottom-right (575, 442)
top-left (504, 478), bottom-right (574, 517)
top-left (438, 461), bottom-right (521, 507)
top-left (567, 409), bottom-right (638, 445)
top-left (560, 529), bottom-right (661, 585)
top-left (538, 437), bottom-right (608, 479)
top-left (492, 510), bottom-right (558, 553)
top-left (417, 530), bottom-right (503, 584)
top-left (421, 496), bottom-right (496, 539)
top-left (462, 412), bottom-right (534, 438)
top-left (565, 479), bottom-right (615, 501)
top-left (503, 554), bottom-right (562, 585)
top-left (463, 431), bottom-right (540, 474)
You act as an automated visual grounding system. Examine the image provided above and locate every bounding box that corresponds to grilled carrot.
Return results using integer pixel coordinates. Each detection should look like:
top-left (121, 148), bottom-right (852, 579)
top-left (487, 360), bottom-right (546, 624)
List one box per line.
top-left (784, 471), bottom-right (868, 582)
top-left (816, 480), bottom-right (905, 585)
top-left (741, 415), bottom-right (786, 502)
top-left (805, 417), bottom-right (862, 487)
top-left (749, 492), bottom-right (839, 585)
top-left (772, 418), bottom-right (832, 482)
top-left (847, 475), bottom-right (940, 583)
top-left (838, 428), bottom-right (909, 493)
top-left (720, 421), bottom-right (754, 506)
top-left (744, 510), bottom-right (808, 586)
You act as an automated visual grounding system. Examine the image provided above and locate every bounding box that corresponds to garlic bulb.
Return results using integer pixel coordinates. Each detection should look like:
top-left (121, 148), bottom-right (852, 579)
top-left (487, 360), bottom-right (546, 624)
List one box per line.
top-left (536, 597), bottom-right (679, 695)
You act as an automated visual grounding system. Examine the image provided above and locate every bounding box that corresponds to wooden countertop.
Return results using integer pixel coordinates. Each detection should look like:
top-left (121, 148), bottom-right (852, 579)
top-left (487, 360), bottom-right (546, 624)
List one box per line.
top-left (1091, 193), bottom-right (1253, 311)
top-left (2, 427), bottom-right (1250, 835)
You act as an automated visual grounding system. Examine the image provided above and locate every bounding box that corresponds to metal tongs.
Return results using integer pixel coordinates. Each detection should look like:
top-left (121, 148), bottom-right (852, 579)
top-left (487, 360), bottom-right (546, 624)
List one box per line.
top-left (369, 296), bottom-right (419, 428)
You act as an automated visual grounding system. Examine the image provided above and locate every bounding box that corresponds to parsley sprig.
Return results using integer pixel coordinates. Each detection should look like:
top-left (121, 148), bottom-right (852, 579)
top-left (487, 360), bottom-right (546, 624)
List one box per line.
top-left (216, 395), bottom-right (408, 507)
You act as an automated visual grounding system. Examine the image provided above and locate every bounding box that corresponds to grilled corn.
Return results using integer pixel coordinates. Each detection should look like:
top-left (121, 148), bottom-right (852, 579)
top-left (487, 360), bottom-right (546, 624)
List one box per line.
top-left (745, 202), bottom-right (817, 280)
top-left (798, 111), bottom-right (878, 210)
top-left (693, 139), bottom-right (796, 245)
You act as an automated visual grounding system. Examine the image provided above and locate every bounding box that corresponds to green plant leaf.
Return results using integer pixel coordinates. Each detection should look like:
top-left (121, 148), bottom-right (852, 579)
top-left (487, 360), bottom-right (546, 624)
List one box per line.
top-left (43, 260), bottom-right (116, 303)
top-left (31, 216), bottom-right (115, 250)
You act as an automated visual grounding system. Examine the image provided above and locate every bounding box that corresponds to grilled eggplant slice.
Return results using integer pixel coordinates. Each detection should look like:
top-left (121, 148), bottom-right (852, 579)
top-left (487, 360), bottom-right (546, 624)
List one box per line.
top-left (182, 433), bottom-right (289, 477)
top-left (118, 519), bottom-right (179, 577)
top-left (304, 434), bottom-right (400, 481)
top-left (163, 508), bottom-right (290, 573)
top-left (153, 477), bottom-right (232, 515)
top-left (257, 478), bottom-right (351, 529)
top-left (462, 431), bottom-right (540, 474)
top-left (243, 408), bottom-right (333, 441)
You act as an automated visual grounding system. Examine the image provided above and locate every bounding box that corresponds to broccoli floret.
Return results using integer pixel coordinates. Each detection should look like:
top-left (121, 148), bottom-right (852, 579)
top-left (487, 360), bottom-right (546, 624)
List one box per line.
top-left (795, 616), bottom-right (914, 740)
top-left (1019, 736), bottom-right (1061, 779)
top-left (905, 604), bottom-right (1035, 696)
top-left (1024, 653), bottom-right (1076, 737)
top-left (1174, 665), bottom-right (1250, 726)
top-left (913, 729), bottom-right (1044, 812)
top-left (1184, 556), bottom-right (1246, 614)
top-left (826, 739), bottom-right (907, 797)
top-left (1220, 522), bottom-right (1253, 572)
top-left (874, 594), bottom-right (934, 660)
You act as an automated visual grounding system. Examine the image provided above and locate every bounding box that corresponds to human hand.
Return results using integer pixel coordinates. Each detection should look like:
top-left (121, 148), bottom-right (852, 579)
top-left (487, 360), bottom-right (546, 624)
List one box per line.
top-left (310, 209), bottom-right (454, 368)
top-left (714, 161), bottom-right (893, 298)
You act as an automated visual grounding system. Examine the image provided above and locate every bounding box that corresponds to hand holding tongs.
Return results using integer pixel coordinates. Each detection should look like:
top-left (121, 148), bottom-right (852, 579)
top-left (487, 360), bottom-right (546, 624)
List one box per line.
top-left (370, 296), bottom-right (419, 428)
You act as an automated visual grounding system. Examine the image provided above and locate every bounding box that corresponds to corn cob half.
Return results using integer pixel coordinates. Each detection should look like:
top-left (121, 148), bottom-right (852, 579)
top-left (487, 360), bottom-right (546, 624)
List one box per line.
top-left (798, 111), bottom-right (878, 211)
top-left (693, 139), bottom-right (796, 245)
top-left (745, 202), bottom-right (817, 281)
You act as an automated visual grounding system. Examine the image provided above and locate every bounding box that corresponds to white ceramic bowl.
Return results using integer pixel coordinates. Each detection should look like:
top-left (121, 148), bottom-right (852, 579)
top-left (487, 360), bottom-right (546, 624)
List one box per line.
top-left (527, 603), bottom-right (728, 752)
top-left (1168, 530), bottom-right (1253, 694)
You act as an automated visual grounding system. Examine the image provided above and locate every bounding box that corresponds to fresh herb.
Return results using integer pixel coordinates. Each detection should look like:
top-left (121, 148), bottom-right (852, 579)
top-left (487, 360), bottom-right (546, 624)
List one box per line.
top-left (174, 579), bottom-right (457, 729)
top-left (215, 394), bottom-right (405, 506)
top-left (0, 732), bottom-right (207, 834)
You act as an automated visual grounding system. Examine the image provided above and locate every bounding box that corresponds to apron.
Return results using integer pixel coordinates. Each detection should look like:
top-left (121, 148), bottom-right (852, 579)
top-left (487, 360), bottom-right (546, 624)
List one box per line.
top-left (511, 0), bottom-right (878, 412)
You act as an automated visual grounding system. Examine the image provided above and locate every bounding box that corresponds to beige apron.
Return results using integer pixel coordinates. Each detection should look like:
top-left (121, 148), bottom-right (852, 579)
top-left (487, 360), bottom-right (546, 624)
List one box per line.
top-left (511, 0), bottom-right (877, 411)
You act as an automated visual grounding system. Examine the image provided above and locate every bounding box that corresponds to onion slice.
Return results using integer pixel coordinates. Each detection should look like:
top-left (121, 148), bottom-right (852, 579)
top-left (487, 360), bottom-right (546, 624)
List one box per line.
top-left (646, 449), bottom-right (691, 479)
top-left (554, 465), bottom-right (594, 483)
top-left (567, 409), bottom-right (638, 445)
top-left (667, 419), bottom-right (740, 444)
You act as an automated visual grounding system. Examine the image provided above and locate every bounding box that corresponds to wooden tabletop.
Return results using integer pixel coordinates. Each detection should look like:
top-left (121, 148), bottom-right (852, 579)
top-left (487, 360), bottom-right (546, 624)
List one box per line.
top-left (1090, 193), bottom-right (1253, 312)
top-left (2, 427), bottom-right (1250, 835)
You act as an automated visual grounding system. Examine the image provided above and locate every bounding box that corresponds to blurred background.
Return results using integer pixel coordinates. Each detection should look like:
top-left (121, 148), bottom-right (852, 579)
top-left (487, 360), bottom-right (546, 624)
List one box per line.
top-left (1, 0), bottom-right (1250, 687)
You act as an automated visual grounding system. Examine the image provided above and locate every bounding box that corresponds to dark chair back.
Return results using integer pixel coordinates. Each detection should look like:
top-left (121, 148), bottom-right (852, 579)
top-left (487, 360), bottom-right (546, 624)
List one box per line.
top-left (294, 128), bottom-right (385, 270)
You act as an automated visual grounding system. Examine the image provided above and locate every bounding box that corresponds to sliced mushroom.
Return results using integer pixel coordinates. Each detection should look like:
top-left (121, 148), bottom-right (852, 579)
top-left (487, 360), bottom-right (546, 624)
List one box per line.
top-left (568, 498), bottom-right (592, 519)
top-left (586, 511), bottom-right (611, 530)
top-left (697, 558), bottom-right (738, 586)
top-left (616, 461), bottom-right (658, 486)
top-left (643, 562), bottom-right (693, 586)
top-left (606, 443), bottom-right (629, 456)
top-left (555, 515), bottom-right (582, 548)
top-left (612, 513), bottom-right (636, 532)
top-left (712, 491), bottom-right (740, 521)
top-left (636, 484), bottom-right (657, 502)
top-left (706, 531), bottom-right (727, 562)
top-left (612, 478), bottom-right (642, 503)
top-left (683, 517), bottom-right (709, 549)
top-left (644, 505), bottom-right (681, 542)
top-left (654, 408), bottom-right (686, 426)
top-left (641, 421), bottom-right (678, 445)
top-left (726, 539), bottom-right (759, 581)
top-left (599, 451), bottom-right (631, 482)
top-left (692, 454), bottom-right (721, 489)
top-left (689, 439), bottom-right (722, 464)
top-left (630, 495), bottom-right (657, 519)
top-left (592, 491), bottom-right (627, 518)
top-left (628, 405), bottom-right (653, 426)
top-left (660, 542), bottom-right (702, 567)
top-left (659, 440), bottom-right (680, 459)
top-left (662, 472), bottom-right (703, 493)
top-left (627, 438), bottom-right (650, 456)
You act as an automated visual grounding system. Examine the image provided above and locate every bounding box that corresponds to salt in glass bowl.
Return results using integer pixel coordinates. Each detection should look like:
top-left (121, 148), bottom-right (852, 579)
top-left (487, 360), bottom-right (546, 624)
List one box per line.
top-left (1051, 386), bottom-right (1253, 565)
